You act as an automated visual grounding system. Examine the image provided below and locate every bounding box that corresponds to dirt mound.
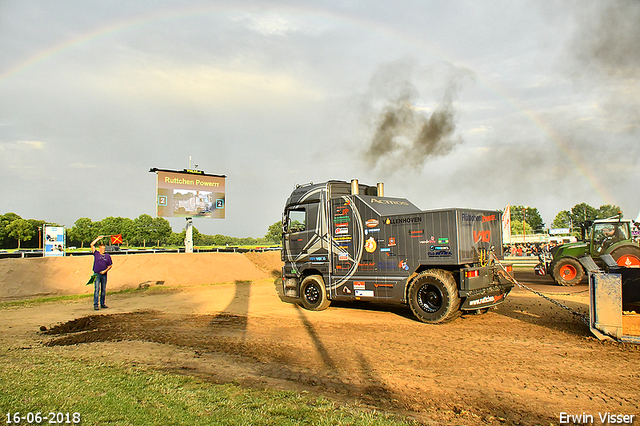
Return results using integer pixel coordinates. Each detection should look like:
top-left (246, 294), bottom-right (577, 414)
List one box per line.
top-left (0, 252), bottom-right (279, 301)
top-left (242, 250), bottom-right (282, 275)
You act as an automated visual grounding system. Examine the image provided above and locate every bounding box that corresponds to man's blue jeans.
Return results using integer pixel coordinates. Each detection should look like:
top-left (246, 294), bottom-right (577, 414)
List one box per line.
top-left (94, 273), bottom-right (107, 308)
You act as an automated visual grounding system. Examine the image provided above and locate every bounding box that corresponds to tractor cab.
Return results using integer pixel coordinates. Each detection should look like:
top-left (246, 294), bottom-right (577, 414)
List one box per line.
top-left (591, 221), bottom-right (630, 256)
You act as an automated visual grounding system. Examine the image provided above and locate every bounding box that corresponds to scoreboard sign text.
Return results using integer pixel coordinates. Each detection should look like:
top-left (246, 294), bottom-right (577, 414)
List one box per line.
top-left (153, 169), bottom-right (226, 219)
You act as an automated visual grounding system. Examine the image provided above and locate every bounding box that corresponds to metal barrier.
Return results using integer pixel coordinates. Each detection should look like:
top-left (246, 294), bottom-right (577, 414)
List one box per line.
top-left (0, 247), bottom-right (282, 260)
top-left (503, 255), bottom-right (539, 267)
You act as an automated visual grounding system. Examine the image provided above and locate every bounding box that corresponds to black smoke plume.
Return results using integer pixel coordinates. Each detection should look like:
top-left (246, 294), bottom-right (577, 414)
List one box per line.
top-left (568, 0), bottom-right (640, 133)
top-left (572, 0), bottom-right (640, 78)
top-left (363, 60), bottom-right (471, 170)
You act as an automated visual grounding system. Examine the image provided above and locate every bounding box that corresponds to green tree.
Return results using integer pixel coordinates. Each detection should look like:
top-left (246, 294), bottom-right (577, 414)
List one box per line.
top-left (213, 234), bottom-right (231, 246)
top-left (510, 220), bottom-right (533, 236)
top-left (597, 204), bottom-right (622, 219)
top-left (569, 203), bottom-right (599, 225)
top-left (171, 226), bottom-right (202, 246)
top-left (552, 203), bottom-right (623, 237)
top-left (7, 218), bottom-right (34, 249)
top-left (552, 210), bottom-right (572, 229)
top-left (68, 218), bottom-right (96, 248)
top-left (0, 213), bottom-right (21, 248)
top-left (265, 221), bottom-right (282, 244)
top-left (132, 214), bottom-right (153, 247)
top-left (510, 206), bottom-right (544, 234)
top-left (98, 217), bottom-right (134, 245)
top-left (198, 234), bottom-right (216, 246)
top-left (191, 227), bottom-right (203, 246)
top-left (239, 237), bottom-right (259, 245)
top-left (27, 219), bottom-right (46, 249)
top-left (147, 217), bottom-right (171, 246)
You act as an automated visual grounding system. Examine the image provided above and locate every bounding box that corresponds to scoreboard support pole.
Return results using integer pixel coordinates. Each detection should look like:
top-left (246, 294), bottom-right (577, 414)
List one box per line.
top-left (185, 218), bottom-right (194, 253)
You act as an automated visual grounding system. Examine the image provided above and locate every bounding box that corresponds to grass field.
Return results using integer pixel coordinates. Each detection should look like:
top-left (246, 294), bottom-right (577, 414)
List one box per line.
top-left (1, 347), bottom-right (417, 426)
top-left (1, 286), bottom-right (419, 426)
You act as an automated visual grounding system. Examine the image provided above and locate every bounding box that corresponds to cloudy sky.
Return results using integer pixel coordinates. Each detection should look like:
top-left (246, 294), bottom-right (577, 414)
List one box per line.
top-left (1, 0), bottom-right (639, 238)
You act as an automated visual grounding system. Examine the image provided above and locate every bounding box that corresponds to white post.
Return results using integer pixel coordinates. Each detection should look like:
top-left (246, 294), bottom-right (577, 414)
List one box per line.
top-left (185, 218), bottom-right (193, 253)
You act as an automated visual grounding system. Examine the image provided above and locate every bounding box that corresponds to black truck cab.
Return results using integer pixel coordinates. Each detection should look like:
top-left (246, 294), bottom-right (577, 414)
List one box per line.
top-left (279, 180), bottom-right (513, 323)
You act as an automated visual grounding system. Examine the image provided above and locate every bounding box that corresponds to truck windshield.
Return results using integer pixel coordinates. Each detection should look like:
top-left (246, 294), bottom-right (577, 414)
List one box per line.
top-left (285, 208), bottom-right (306, 233)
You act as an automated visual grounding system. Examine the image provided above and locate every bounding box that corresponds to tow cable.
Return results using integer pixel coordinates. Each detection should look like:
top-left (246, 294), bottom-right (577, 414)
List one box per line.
top-left (490, 251), bottom-right (590, 327)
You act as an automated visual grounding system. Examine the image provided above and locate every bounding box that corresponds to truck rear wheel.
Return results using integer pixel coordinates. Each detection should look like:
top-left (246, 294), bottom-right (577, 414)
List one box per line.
top-left (300, 275), bottom-right (331, 311)
top-left (610, 245), bottom-right (640, 268)
top-left (408, 270), bottom-right (460, 324)
top-left (552, 258), bottom-right (584, 286)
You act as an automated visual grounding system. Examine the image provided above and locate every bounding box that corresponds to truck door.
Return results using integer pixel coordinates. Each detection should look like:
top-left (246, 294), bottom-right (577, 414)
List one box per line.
top-left (283, 202), bottom-right (324, 261)
top-left (284, 205), bottom-right (310, 258)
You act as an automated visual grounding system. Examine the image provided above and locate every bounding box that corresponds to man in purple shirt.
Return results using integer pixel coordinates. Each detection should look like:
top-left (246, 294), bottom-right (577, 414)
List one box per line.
top-left (90, 235), bottom-right (113, 310)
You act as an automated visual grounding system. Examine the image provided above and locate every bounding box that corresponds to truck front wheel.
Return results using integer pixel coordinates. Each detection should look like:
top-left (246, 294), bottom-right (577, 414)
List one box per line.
top-left (552, 258), bottom-right (584, 286)
top-left (300, 275), bottom-right (331, 311)
top-left (408, 270), bottom-right (460, 324)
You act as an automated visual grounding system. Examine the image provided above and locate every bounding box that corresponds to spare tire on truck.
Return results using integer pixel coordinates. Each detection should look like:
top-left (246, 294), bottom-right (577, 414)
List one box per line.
top-left (408, 269), bottom-right (460, 324)
top-left (552, 258), bottom-right (584, 286)
top-left (610, 245), bottom-right (640, 268)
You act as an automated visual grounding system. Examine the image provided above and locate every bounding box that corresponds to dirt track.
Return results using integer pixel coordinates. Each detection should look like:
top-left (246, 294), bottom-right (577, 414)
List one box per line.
top-left (2, 255), bottom-right (639, 425)
top-left (0, 252), bottom-right (271, 300)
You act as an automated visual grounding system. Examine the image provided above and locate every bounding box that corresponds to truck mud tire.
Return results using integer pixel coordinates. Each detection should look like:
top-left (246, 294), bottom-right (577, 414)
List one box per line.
top-left (552, 258), bottom-right (584, 286)
top-left (300, 275), bottom-right (331, 311)
top-left (408, 270), bottom-right (461, 324)
top-left (610, 245), bottom-right (640, 268)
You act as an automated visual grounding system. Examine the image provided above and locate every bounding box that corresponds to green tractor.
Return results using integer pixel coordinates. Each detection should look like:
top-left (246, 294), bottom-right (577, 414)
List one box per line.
top-left (548, 217), bottom-right (640, 286)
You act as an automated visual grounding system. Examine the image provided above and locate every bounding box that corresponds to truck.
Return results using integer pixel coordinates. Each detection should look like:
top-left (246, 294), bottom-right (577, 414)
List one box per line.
top-left (277, 180), bottom-right (513, 324)
top-left (174, 191), bottom-right (212, 215)
top-left (548, 217), bottom-right (640, 286)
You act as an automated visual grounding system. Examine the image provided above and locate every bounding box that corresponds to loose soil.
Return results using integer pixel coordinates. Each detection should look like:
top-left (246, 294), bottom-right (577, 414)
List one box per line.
top-left (2, 253), bottom-right (639, 425)
top-left (0, 251), bottom-right (273, 300)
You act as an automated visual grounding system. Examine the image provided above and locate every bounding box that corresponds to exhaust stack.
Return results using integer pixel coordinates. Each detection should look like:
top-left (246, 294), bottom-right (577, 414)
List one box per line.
top-left (377, 182), bottom-right (384, 197)
top-left (351, 179), bottom-right (359, 195)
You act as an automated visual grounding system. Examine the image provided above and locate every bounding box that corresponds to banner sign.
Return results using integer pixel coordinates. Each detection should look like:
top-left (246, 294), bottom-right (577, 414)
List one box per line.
top-left (549, 228), bottom-right (571, 235)
top-left (43, 226), bottom-right (65, 257)
top-left (502, 205), bottom-right (511, 245)
top-left (151, 168), bottom-right (226, 219)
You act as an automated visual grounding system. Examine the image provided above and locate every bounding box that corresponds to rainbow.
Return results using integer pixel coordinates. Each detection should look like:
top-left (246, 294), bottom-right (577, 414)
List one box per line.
top-left (518, 110), bottom-right (614, 205)
top-left (0, 3), bottom-right (613, 205)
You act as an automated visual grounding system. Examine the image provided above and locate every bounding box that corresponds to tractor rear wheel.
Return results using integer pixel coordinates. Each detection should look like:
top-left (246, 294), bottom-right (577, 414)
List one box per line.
top-left (552, 258), bottom-right (584, 286)
top-left (610, 245), bottom-right (640, 268)
top-left (408, 269), bottom-right (460, 324)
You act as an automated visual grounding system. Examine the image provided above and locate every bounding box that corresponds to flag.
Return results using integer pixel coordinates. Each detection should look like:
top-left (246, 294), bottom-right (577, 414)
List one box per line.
top-left (502, 205), bottom-right (511, 244)
top-left (86, 273), bottom-right (97, 286)
top-left (111, 234), bottom-right (123, 245)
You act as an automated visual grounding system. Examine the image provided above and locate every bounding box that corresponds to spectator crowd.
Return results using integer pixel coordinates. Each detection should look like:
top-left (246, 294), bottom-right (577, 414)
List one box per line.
top-left (503, 242), bottom-right (558, 257)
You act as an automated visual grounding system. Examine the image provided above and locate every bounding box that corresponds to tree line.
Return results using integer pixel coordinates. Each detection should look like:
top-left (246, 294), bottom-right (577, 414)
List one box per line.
top-left (0, 213), bottom-right (280, 249)
top-left (504, 203), bottom-right (625, 237)
top-left (550, 203), bottom-right (626, 231)
top-left (0, 202), bottom-right (628, 249)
